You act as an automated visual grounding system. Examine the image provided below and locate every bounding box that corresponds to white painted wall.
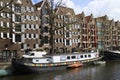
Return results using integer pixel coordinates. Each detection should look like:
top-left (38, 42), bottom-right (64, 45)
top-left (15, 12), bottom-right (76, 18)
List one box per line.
top-left (32, 58), bottom-right (50, 63)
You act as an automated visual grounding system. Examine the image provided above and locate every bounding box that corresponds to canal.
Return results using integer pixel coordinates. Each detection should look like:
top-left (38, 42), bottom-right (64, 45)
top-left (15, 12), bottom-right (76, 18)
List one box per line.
top-left (0, 61), bottom-right (120, 80)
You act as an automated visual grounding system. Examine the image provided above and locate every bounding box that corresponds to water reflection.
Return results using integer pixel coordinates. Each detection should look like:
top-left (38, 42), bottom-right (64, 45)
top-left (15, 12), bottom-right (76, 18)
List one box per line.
top-left (1, 61), bottom-right (120, 80)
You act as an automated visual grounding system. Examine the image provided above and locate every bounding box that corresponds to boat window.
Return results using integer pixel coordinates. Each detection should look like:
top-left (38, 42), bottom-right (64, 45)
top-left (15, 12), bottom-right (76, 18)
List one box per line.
top-left (85, 55), bottom-right (87, 58)
top-left (26, 52), bottom-right (30, 55)
top-left (67, 56), bottom-right (70, 59)
top-left (71, 56), bottom-right (76, 59)
top-left (30, 53), bottom-right (34, 56)
top-left (88, 55), bottom-right (91, 57)
top-left (36, 59), bottom-right (39, 62)
top-left (80, 55), bottom-right (83, 58)
top-left (47, 59), bottom-right (49, 61)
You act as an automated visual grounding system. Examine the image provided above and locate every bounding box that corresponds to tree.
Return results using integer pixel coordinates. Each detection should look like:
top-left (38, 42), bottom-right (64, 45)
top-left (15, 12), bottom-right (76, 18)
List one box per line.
top-left (0, 0), bottom-right (14, 32)
top-left (44, 0), bottom-right (63, 54)
top-left (0, 0), bottom-right (14, 12)
top-left (45, 0), bottom-right (77, 54)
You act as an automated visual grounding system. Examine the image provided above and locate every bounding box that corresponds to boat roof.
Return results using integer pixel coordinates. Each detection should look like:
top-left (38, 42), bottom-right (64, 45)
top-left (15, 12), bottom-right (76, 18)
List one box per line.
top-left (44, 51), bottom-right (97, 57)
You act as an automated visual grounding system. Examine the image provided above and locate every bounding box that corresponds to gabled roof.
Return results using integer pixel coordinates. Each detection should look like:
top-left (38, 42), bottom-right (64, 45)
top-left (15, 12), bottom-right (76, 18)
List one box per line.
top-left (96, 15), bottom-right (108, 21)
top-left (76, 11), bottom-right (84, 19)
top-left (85, 14), bottom-right (93, 22)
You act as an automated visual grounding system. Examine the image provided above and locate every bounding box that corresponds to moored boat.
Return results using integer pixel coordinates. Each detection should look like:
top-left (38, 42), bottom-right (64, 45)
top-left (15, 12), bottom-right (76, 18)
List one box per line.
top-left (12, 50), bottom-right (102, 73)
top-left (103, 50), bottom-right (120, 61)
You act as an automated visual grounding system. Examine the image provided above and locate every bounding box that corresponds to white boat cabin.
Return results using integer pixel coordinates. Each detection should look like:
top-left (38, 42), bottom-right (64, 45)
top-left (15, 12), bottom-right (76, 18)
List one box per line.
top-left (22, 51), bottom-right (47, 58)
top-left (26, 50), bottom-right (99, 64)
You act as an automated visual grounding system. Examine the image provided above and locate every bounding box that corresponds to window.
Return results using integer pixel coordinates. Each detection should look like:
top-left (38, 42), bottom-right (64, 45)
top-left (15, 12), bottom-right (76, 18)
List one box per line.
top-left (67, 56), bottom-right (70, 59)
top-left (66, 32), bottom-right (69, 37)
top-left (30, 53), bottom-right (34, 56)
top-left (34, 34), bottom-right (36, 38)
top-left (15, 15), bottom-right (21, 22)
top-left (36, 59), bottom-right (39, 62)
top-left (81, 55), bottom-right (83, 58)
top-left (71, 56), bottom-right (76, 59)
top-left (42, 8), bottom-right (48, 15)
top-left (10, 33), bottom-right (12, 38)
top-left (21, 43), bottom-right (24, 49)
top-left (3, 22), bottom-right (6, 28)
top-left (24, 34), bottom-right (26, 38)
top-left (66, 40), bottom-right (70, 45)
top-left (29, 25), bottom-right (31, 29)
top-left (27, 44), bottom-right (30, 47)
top-left (59, 39), bottom-right (62, 43)
top-left (33, 44), bottom-right (36, 48)
top-left (14, 4), bottom-right (21, 13)
top-left (88, 55), bottom-right (91, 57)
top-left (44, 27), bottom-right (48, 33)
top-left (97, 22), bottom-right (102, 27)
top-left (56, 39), bottom-right (58, 43)
top-left (3, 33), bottom-right (7, 38)
top-left (29, 34), bottom-right (31, 38)
top-left (15, 24), bottom-right (21, 32)
top-left (85, 55), bottom-right (87, 58)
top-left (15, 34), bottom-right (21, 42)
top-left (44, 36), bottom-right (48, 43)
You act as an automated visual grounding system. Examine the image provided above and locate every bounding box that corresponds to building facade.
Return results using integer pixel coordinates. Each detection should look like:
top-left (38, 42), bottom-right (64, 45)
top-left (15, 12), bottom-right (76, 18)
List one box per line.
top-left (0, 0), bottom-right (120, 59)
top-left (0, 0), bottom-right (40, 58)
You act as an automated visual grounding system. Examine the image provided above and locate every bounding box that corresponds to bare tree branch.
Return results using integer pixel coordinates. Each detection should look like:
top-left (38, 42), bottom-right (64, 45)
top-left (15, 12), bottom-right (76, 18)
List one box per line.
top-left (55, 0), bottom-right (62, 8)
top-left (0, 0), bottom-right (14, 12)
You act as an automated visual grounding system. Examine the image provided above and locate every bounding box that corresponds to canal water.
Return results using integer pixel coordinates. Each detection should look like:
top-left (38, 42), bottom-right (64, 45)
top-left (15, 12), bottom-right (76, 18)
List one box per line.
top-left (0, 61), bottom-right (120, 80)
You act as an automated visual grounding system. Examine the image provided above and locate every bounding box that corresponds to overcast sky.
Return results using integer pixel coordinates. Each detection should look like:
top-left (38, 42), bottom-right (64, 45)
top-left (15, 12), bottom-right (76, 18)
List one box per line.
top-left (32, 0), bottom-right (120, 21)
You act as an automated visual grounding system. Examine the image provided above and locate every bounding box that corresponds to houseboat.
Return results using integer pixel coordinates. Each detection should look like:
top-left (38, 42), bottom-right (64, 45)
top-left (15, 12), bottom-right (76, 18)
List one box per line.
top-left (12, 50), bottom-right (102, 73)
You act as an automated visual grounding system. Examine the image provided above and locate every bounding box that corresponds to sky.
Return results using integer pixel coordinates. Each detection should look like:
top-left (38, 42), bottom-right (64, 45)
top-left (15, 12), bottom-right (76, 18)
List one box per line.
top-left (32, 0), bottom-right (120, 21)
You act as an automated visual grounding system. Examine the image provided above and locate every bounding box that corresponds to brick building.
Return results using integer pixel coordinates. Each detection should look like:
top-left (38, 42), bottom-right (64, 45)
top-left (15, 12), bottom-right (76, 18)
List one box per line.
top-left (0, 0), bottom-right (120, 60)
top-left (0, 0), bottom-right (40, 58)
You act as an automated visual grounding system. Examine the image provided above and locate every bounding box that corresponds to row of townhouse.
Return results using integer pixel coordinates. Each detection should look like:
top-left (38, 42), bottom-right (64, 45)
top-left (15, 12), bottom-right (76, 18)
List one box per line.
top-left (96, 15), bottom-right (120, 51)
top-left (0, 0), bottom-right (120, 58)
top-left (35, 0), bottom-right (98, 53)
